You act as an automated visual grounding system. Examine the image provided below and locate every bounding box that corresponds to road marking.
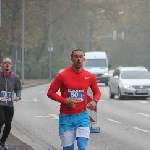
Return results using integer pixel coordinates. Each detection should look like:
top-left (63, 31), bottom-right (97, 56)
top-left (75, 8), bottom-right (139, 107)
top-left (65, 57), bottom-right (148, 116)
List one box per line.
top-left (133, 127), bottom-right (150, 134)
top-left (139, 101), bottom-right (148, 104)
top-left (35, 114), bottom-right (59, 120)
top-left (106, 118), bottom-right (121, 123)
top-left (48, 114), bottom-right (59, 119)
top-left (32, 98), bottom-right (40, 102)
top-left (39, 90), bottom-right (45, 93)
top-left (100, 99), bottom-right (105, 101)
top-left (36, 116), bottom-right (52, 118)
top-left (36, 116), bottom-right (50, 118)
top-left (136, 113), bottom-right (150, 118)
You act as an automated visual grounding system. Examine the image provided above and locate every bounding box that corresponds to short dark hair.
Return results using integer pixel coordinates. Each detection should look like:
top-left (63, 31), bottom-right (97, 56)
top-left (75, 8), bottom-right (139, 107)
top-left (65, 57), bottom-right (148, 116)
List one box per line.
top-left (71, 48), bottom-right (85, 57)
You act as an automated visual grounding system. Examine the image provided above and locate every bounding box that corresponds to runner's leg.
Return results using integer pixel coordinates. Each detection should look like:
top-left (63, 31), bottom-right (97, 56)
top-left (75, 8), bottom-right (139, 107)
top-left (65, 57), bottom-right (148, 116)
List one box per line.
top-left (60, 130), bottom-right (75, 150)
top-left (0, 107), bottom-right (14, 142)
top-left (63, 144), bottom-right (74, 150)
top-left (0, 106), bottom-right (5, 135)
top-left (76, 137), bottom-right (88, 150)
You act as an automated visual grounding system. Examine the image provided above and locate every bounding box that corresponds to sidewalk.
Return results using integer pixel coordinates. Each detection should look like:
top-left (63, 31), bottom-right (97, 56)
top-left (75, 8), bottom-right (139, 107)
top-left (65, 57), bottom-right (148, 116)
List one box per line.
top-left (5, 79), bottom-right (50, 150)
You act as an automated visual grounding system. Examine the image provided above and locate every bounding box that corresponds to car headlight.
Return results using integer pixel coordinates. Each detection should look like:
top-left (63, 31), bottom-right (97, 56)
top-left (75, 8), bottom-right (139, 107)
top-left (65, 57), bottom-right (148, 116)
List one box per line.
top-left (123, 84), bottom-right (132, 88)
top-left (104, 72), bottom-right (108, 76)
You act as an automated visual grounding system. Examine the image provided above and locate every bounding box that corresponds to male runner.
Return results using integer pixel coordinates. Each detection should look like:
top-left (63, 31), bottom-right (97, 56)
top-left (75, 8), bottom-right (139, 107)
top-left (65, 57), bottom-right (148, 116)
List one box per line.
top-left (0, 58), bottom-right (21, 149)
top-left (47, 48), bottom-right (101, 150)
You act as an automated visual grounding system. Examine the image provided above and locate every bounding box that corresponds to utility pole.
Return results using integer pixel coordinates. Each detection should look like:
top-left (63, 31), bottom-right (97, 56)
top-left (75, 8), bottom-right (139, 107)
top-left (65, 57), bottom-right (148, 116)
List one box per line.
top-left (49, 0), bottom-right (52, 81)
top-left (22, 0), bottom-right (25, 84)
top-left (0, 0), bottom-right (1, 27)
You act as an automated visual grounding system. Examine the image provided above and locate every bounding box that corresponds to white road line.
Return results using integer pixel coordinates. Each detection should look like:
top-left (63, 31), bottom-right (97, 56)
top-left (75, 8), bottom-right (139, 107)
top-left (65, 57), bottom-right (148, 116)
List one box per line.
top-left (100, 99), bottom-right (105, 101)
top-left (32, 98), bottom-right (40, 102)
top-left (36, 116), bottom-right (44, 118)
top-left (106, 118), bottom-right (121, 123)
top-left (139, 101), bottom-right (148, 104)
top-left (39, 90), bottom-right (45, 93)
top-left (36, 116), bottom-right (51, 118)
top-left (48, 114), bottom-right (59, 119)
top-left (136, 113), bottom-right (150, 118)
top-left (35, 114), bottom-right (59, 119)
top-left (133, 127), bottom-right (150, 134)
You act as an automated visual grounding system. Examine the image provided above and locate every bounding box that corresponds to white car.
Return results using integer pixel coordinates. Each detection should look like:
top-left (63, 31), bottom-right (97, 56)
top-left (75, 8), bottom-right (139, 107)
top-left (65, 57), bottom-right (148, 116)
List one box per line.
top-left (109, 66), bottom-right (150, 100)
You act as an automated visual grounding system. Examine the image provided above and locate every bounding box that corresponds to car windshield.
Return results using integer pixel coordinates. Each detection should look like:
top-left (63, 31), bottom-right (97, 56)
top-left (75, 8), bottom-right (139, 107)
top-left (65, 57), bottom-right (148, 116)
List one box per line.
top-left (84, 59), bottom-right (107, 67)
top-left (121, 70), bottom-right (150, 79)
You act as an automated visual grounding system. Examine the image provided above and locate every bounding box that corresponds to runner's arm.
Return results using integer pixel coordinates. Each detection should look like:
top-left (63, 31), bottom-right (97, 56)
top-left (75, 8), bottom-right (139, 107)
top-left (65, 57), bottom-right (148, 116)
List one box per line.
top-left (90, 75), bottom-right (101, 102)
top-left (47, 74), bottom-right (67, 104)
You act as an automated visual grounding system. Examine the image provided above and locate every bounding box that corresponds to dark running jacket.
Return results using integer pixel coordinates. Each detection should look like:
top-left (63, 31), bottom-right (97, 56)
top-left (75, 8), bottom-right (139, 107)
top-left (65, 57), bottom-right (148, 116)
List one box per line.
top-left (0, 71), bottom-right (22, 107)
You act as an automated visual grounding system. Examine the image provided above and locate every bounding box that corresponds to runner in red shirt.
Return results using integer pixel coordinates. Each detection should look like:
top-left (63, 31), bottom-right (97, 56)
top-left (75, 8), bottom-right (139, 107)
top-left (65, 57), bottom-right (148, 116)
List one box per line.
top-left (47, 48), bottom-right (101, 150)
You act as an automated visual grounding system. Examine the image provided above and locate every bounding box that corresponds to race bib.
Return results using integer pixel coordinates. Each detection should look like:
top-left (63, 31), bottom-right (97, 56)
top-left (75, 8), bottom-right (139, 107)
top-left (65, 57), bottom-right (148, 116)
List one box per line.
top-left (0, 91), bottom-right (12, 101)
top-left (68, 89), bottom-right (84, 102)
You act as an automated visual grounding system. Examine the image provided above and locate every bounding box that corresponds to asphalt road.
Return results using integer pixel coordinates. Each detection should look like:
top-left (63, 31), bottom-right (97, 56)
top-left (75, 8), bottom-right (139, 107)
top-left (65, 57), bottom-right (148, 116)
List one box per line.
top-left (12, 83), bottom-right (150, 150)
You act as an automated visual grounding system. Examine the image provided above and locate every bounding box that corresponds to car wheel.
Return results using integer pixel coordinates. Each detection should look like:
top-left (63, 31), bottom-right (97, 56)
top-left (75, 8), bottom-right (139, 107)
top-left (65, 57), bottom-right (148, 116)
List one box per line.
top-left (105, 82), bottom-right (108, 86)
top-left (109, 87), bottom-right (115, 99)
top-left (118, 88), bottom-right (124, 100)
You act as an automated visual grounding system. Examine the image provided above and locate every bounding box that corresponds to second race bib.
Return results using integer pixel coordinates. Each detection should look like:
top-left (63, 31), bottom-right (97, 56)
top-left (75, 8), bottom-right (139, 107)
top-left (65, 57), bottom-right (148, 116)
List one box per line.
top-left (0, 91), bottom-right (12, 101)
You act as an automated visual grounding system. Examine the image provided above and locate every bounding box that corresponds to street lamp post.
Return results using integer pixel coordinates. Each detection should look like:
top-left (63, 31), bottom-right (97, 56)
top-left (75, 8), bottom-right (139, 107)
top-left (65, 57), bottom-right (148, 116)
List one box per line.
top-left (0, 0), bottom-right (1, 27)
top-left (49, 0), bottom-right (52, 81)
top-left (22, 0), bottom-right (25, 84)
top-left (86, 10), bottom-right (105, 51)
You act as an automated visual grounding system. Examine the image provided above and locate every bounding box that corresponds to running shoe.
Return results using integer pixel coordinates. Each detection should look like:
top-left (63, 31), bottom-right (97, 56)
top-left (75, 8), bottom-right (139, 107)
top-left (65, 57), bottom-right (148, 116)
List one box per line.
top-left (0, 142), bottom-right (8, 149)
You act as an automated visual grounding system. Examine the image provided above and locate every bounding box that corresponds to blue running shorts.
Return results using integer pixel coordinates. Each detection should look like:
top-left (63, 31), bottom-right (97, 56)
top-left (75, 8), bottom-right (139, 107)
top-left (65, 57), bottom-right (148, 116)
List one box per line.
top-left (59, 111), bottom-right (90, 147)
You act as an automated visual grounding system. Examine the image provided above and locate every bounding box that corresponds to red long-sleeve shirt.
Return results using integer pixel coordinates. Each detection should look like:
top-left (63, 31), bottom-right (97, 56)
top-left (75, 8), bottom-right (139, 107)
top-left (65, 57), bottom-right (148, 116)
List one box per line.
top-left (47, 67), bottom-right (101, 114)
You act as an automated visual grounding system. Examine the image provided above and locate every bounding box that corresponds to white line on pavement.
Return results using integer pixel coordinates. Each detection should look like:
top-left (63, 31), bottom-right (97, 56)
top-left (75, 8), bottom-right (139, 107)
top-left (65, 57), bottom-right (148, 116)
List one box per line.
top-left (35, 114), bottom-right (59, 120)
top-left (133, 127), bottom-right (150, 134)
top-left (136, 113), bottom-right (150, 118)
top-left (48, 114), bottom-right (59, 119)
top-left (100, 99), bottom-right (105, 101)
top-left (36, 116), bottom-right (51, 118)
top-left (39, 90), bottom-right (45, 93)
top-left (32, 98), bottom-right (40, 102)
top-left (106, 118), bottom-right (121, 123)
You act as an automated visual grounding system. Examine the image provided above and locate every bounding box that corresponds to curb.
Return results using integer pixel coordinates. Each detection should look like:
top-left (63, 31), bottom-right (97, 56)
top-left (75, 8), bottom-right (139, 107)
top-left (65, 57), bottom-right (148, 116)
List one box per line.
top-left (11, 125), bottom-right (48, 150)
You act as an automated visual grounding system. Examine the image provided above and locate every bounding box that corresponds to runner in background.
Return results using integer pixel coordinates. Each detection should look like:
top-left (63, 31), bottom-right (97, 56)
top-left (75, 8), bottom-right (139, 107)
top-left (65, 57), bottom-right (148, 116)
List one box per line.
top-left (0, 58), bottom-right (22, 149)
top-left (47, 48), bottom-right (101, 150)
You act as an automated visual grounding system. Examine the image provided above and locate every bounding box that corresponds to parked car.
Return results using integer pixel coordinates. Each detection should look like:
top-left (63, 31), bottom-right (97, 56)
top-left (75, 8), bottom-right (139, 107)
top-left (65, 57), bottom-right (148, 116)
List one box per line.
top-left (109, 66), bottom-right (150, 100)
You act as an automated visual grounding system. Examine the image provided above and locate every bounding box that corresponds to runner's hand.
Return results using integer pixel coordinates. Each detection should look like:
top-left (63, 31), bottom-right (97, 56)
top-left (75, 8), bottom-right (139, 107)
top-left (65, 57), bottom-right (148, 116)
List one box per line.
top-left (87, 101), bottom-right (96, 110)
top-left (14, 96), bottom-right (20, 102)
top-left (66, 98), bottom-right (77, 108)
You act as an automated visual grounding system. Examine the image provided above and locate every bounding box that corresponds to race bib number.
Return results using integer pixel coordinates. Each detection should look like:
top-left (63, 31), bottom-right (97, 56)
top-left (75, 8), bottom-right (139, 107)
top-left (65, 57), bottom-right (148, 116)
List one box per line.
top-left (68, 89), bottom-right (84, 102)
top-left (0, 91), bottom-right (12, 101)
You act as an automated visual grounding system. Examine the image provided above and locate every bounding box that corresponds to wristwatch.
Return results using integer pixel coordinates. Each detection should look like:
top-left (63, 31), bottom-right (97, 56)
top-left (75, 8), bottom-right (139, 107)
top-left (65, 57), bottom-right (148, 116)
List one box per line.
top-left (93, 99), bottom-right (98, 103)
